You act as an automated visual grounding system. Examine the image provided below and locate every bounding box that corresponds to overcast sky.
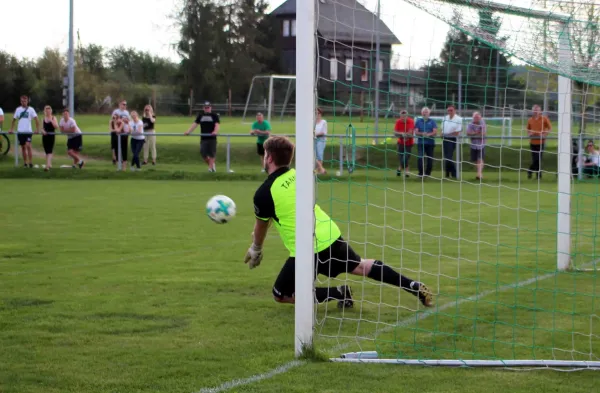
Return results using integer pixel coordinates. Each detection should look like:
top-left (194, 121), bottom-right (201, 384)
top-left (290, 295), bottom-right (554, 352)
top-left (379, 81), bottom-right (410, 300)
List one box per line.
top-left (1, 0), bottom-right (454, 69)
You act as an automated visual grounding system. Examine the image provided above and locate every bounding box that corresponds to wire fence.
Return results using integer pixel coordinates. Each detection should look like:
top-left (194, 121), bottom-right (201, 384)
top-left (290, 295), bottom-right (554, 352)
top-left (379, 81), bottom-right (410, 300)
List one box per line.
top-left (2, 131), bottom-right (599, 181)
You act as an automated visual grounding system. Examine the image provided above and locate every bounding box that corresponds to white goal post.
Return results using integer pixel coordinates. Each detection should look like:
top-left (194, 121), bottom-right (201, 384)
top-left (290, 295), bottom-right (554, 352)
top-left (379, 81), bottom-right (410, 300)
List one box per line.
top-left (293, 0), bottom-right (587, 365)
top-left (242, 74), bottom-right (296, 123)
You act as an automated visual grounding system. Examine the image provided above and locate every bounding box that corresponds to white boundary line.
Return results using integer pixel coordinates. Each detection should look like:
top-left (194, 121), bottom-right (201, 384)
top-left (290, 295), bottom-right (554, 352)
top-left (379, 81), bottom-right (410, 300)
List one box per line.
top-left (196, 260), bottom-right (599, 392)
top-left (197, 361), bottom-right (306, 393)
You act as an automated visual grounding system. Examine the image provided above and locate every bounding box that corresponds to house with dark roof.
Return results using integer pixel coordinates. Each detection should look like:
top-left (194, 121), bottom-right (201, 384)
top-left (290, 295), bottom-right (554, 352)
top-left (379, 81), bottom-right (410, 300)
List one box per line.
top-left (271, 0), bottom-right (401, 102)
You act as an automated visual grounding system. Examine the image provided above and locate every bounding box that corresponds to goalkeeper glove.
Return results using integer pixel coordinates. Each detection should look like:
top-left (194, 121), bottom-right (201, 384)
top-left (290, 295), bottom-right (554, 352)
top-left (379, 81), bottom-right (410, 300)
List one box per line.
top-left (244, 243), bottom-right (263, 269)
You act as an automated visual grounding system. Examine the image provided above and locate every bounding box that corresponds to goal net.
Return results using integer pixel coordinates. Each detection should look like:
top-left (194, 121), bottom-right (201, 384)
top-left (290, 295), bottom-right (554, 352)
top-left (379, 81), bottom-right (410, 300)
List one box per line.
top-left (242, 75), bottom-right (296, 123)
top-left (294, 0), bottom-right (600, 367)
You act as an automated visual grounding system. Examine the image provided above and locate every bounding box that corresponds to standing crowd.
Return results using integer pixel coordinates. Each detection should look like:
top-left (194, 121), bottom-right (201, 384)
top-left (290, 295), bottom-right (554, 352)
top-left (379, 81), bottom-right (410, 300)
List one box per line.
top-left (1, 97), bottom-right (596, 178)
top-left (392, 104), bottom-right (554, 180)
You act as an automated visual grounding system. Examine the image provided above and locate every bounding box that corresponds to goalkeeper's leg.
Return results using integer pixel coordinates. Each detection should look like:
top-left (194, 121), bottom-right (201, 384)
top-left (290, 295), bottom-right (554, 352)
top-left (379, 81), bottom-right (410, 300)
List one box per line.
top-left (322, 237), bottom-right (433, 307)
top-left (272, 257), bottom-right (353, 307)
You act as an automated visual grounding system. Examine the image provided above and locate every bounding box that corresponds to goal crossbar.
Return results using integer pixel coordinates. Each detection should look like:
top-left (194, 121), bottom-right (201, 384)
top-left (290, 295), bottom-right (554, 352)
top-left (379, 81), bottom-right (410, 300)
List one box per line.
top-left (440, 0), bottom-right (571, 22)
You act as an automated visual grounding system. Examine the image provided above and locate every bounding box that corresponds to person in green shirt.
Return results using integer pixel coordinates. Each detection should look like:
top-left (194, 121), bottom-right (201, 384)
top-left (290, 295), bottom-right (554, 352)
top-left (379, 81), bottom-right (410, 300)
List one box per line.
top-left (250, 112), bottom-right (271, 173)
top-left (244, 136), bottom-right (433, 309)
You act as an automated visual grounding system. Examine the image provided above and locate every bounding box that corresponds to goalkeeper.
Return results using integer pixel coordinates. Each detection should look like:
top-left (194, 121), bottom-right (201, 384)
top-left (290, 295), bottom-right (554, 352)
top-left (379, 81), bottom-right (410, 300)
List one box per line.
top-left (244, 136), bottom-right (433, 308)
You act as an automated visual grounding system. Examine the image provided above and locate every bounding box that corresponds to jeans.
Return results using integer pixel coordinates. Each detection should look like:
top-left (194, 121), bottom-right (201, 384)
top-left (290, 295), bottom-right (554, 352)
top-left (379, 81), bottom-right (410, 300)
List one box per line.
top-left (528, 143), bottom-right (545, 177)
top-left (397, 144), bottom-right (412, 169)
top-left (442, 137), bottom-right (457, 178)
top-left (417, 144), bottom-right (435, 176)
top-left (131, 138), bottom-right (145, 168)
top-left (315, 138), bottom-right (326, 161)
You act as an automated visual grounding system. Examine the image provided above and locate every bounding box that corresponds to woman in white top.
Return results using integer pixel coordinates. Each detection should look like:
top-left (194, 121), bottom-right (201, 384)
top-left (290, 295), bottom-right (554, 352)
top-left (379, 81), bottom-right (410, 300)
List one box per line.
top-left (583, 140), bottom-right (600, 177)
top-left (129, 111), bottom-right (145, 171)
top-left (314, 107), bottom-right (328, 174)
top-left (59, 108), bottom-right (85, 169)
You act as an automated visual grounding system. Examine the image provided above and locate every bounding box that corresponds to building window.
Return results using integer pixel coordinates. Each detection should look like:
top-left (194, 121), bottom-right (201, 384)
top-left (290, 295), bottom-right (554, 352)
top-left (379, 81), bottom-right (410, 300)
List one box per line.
top-left (361, 60), bottom-right (369, 82)
top-left (283, 20), bottom-right (290, 37)
top-left (330, 58), bottom-right (337, 80)
top-left (345, 58), bottom-right (353, 81)
top-left (291, 20), bottom-right (296, 37)
top-left (377, 60), bottom-right (384, 82)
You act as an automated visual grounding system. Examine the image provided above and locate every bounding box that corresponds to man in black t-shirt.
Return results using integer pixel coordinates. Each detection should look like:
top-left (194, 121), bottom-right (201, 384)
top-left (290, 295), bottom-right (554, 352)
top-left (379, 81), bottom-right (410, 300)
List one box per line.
top-left (185, 101), bottom-right (220, 172)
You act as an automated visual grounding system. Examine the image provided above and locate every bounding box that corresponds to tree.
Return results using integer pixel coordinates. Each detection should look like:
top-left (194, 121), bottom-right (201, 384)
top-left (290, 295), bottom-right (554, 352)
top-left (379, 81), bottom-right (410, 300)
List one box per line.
top-left (173, 0), bottom-right (278, 105)
top-left (534, 0), bottom-right (600, 132)
top-left (422, 11), bottom-right (524, 110)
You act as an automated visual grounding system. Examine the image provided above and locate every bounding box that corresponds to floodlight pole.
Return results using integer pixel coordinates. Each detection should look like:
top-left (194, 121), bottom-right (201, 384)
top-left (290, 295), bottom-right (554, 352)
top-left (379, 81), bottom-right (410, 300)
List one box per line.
top-left (556, 20), bottom-right (573, 271)
top-left (68, 0), bottom-right (75, 115)
top-left (294, 0), bottom-right (316, 357)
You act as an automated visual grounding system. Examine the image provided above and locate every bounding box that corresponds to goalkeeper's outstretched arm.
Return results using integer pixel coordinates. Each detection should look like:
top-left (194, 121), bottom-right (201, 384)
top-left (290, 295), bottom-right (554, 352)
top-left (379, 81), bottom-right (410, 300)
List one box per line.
top-left (252, 218), bottom-right (270, 248)
top-left (244, 219), bottom-right (270, 269)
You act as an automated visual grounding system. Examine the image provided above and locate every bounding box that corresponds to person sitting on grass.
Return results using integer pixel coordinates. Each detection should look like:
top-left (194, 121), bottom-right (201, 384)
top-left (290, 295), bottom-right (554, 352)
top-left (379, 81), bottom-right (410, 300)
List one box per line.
top-left (244, 135), bottom-right (433, 309)
top-left (59, 109), bottom-right (84, 169)
top-left (583, 140), bottom-right (600, 178)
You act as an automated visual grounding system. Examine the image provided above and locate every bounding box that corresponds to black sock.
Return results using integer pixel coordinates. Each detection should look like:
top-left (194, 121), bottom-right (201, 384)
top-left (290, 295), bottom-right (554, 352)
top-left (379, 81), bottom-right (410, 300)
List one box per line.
top-left (315, 287), bottom-right (343, 303)
top-left (367, 260), bottom-right (416, 294)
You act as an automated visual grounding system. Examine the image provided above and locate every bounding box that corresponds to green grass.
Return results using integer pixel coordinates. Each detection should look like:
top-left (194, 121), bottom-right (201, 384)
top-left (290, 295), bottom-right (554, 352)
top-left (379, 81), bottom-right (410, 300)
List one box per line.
top-left (1, 177), bottom-right (599, 393)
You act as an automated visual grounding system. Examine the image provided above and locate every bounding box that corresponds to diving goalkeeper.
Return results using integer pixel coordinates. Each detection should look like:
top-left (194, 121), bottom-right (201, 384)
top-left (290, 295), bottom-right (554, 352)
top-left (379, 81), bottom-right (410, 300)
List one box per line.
top-left (244, 136), bottom-right (433, 308)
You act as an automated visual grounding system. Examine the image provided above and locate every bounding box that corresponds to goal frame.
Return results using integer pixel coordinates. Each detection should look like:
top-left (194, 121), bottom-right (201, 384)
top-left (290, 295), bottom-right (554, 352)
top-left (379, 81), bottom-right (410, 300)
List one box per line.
top-left (242, 74), bottom-right (296, 124)
top-left (293, 0), bottom-right (590, 365)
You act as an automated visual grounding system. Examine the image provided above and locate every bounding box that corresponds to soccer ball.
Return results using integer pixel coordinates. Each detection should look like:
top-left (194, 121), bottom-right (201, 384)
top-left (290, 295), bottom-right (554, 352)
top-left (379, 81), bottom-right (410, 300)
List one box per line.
top-left (206, 195), bottom-right (236, 224)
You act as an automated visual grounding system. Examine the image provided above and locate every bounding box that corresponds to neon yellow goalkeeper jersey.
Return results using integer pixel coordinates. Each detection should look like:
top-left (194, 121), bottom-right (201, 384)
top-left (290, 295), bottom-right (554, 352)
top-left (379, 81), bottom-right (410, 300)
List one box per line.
top-left (253, 167), bottom-right (341, 257)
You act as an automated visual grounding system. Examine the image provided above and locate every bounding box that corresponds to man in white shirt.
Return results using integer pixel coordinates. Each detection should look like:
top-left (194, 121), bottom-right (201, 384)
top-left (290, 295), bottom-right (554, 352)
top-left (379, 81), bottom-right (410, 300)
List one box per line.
top-left (0, 107), bottom-right (4, 129)
top-left (112, 99), bottom-right (130, 120)
top-left (441, 105), bottom-right (462, 179)
top-left (9, 95), bottom-right (40, 168)
top-left (59, 108), bottom-right (85, 169)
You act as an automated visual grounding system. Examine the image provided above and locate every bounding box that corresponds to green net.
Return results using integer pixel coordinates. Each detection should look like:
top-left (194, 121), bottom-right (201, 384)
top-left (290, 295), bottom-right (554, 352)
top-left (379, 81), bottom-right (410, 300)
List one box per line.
top-left (311, 0), bottom-right (600, 366)
top-left (402, 0), bottom-right (600, 87)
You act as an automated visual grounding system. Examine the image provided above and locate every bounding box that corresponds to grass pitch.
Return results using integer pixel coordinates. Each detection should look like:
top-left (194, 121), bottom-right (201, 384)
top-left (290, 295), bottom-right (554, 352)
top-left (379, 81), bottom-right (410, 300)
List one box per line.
top-left (1, 177), bottom-right (599, 393)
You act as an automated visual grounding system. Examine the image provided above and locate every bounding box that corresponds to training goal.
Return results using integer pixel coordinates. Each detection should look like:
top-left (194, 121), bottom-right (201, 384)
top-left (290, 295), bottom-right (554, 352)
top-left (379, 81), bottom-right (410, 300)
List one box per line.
top-left (242, 75), bottom-right (296, 123)
top-left (293, 0), bottom-right (600, 368)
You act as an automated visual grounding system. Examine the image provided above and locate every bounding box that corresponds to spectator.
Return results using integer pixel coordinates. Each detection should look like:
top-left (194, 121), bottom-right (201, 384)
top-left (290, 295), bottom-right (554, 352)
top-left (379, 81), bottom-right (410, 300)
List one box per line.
top-left (414, 106), bottom-right (438, 178)
top-left (466, 111), bottom-right (487, 180)
top-left (250, 112), bottom-right (271, 172)
top-left (526, 104), bottom-right (551, 179)
top-left (9, 95), bottom-right (40, 168)
top-left (0, 106), bottom-right (4, 129)
top-left (109, 113), bottom-right (120, 164)
top-left (59, 109), bottom-right (84, 169)
top-left (117, 116), bottom-right (130, 171)
top-left (441, 105), bottom-right (462, 179)
top-left (41, 105), bottom-right (59, 171)
top-left (112, 99), bottom-right (130, 120)
top-left (314, 107), bottom-right (328, 175)
top-left (393, 109), bottom-right (415, 177)
top-left (142, 105), bottom-right (157, 166)
top-left (583, 140), bottom-right (600, 177)
top-left (129, 111), bottom-right (145, 171)
top-left (185, 101), bottom-right (220, 172)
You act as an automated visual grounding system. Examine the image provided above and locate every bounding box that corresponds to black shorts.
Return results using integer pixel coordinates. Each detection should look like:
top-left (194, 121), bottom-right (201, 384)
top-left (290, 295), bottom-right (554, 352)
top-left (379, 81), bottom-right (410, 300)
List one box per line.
top-left (18, 133), bottom-right (33, 146)
top-left (470, 147), bottom-right (485, 162)
top-left (272, 236), bottom-right (362, 299)
top-left (42, 135), bottom-right (55, 154)
top-left (257, 143), bottom-right (265, 156)
top-left (200, 139), bottom-right (217, 158)
top-left (67, 135), bottom-right (83, 151)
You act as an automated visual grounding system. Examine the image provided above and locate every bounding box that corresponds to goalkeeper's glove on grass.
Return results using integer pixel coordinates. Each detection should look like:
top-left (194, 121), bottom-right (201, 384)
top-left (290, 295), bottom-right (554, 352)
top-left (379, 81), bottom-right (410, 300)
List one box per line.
top-left (244, 243), bottom-right (263, 269)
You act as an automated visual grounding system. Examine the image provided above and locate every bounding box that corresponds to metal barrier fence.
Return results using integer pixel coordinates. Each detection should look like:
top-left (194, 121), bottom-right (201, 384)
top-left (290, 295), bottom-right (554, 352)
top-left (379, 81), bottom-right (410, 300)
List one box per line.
top-left (1, 131), bottom-right (599, 181)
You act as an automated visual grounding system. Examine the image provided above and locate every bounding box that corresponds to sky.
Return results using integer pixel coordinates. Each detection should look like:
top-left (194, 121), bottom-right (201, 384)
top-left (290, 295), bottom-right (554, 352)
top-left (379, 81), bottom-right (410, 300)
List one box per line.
top-left (1, 0), bottom-right (452, 69)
